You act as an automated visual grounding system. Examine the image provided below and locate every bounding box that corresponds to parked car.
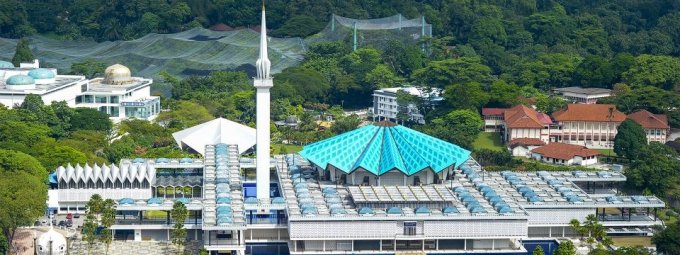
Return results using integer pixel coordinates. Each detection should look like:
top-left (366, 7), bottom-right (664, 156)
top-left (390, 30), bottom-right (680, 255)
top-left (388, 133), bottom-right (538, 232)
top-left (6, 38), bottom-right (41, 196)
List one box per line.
top-left (73, 213), bottom-right (80, 218)
top-left (66, 213), bottom-right (73, 220)
top-left (58, 220), bottom-right (66, 227)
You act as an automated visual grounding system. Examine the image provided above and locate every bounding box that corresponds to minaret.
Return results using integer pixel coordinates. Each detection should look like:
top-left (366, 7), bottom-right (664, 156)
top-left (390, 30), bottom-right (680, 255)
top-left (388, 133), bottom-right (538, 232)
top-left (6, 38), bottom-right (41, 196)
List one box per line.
top-left (254, 3), bottom-right (272, 201)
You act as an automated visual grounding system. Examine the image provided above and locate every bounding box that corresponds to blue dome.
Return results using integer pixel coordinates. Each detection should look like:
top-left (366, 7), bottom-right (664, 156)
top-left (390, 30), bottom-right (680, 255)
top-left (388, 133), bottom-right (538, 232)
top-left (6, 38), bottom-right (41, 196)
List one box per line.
top-left (0, 60), bottom-right (14, 68)
top-left (6, 75), bottom-right (35, 85)
top-left (147, 197), bottom-right (163, 205)
top-left (27, 68), bottom-right (55, 79)
top-left (118, 198), bottom-right (135, 205)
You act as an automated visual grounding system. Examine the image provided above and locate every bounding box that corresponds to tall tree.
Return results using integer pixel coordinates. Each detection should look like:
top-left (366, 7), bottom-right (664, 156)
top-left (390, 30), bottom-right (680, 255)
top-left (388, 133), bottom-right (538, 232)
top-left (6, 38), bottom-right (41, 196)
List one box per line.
top-left (0, 149), bottom-right (47, 254)
top-left (171, 201), bottom-right (188, 254)
top-left (11, 38), bottom-right (34, 66)
top-left (417, 109), bottom-right (483, 148)
top-left (653, 222), bottom-right (680, 255)
top-left (613, 119), bottom-right (647, 159)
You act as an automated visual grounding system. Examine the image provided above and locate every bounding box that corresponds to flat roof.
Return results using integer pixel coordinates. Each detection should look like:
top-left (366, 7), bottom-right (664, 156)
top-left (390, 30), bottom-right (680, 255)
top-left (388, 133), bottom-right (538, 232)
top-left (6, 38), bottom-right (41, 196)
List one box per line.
top-left (0, 75), bottom-right (86, 94)
top-left (554, 87), bottom-right (611, 95)
top-left (86, 77), bottom-right (152, 93)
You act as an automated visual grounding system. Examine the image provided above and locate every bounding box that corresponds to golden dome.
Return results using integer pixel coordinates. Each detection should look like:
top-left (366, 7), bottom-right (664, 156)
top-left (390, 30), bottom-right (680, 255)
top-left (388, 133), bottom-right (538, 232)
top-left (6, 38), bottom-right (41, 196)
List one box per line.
top-left (103, 64), bottom-right (133, 85)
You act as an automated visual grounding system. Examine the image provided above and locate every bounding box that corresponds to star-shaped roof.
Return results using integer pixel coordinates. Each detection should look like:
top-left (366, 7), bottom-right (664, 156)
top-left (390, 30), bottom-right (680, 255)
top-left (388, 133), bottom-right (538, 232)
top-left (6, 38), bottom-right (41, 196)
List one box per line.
top-left (299, 122), bottom-right (470, 176)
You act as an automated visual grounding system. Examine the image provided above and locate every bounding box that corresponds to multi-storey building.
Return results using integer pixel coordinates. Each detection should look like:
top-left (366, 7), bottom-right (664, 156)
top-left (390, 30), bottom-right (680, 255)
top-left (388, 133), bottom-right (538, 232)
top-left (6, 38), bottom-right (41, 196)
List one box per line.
top-left (626, 110), bottom-right (670, 143)
top-left (553, 87), bottom-right (611, 104)
top-left (47, 122), bottom-right (665, 255)
top-left (482, 108), bottom-right (505, 132)
top-left (0, 60), bottom-right (159, 121)
top-left (552, 104), bottom-right (626, 148)
top-left (371, 87), bottom-right (442, 124)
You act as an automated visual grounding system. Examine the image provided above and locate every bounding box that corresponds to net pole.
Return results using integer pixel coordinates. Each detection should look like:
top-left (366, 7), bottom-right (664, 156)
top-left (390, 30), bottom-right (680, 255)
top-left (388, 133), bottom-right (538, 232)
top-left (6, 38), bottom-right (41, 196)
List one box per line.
top-left (331, 14), bottom-right (335, 32)
top-left (399, 14), bottom-right (402, 31)
top-left (421, 16), bottom-right (426, 52)
top-left (353, 22), bottom-right (357, 51)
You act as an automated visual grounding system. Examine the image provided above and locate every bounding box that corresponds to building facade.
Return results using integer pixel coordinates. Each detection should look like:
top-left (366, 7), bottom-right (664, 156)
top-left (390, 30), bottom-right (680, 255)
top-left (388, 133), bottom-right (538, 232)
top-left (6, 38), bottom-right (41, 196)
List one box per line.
top-left (553, 87), bottom-right (611, 104)
top-left (530, 142), bottom-right (601, 166)
top-left (371, 87), bottom-right (441, 124)
top-left (627, 110), bottom-right (670, 143)
top-left (552, 104), bottom-right (626, 149)
top-left (0, 60), bottom-right (159, 121)
top-left (486, 104), bottom-right (632, 149)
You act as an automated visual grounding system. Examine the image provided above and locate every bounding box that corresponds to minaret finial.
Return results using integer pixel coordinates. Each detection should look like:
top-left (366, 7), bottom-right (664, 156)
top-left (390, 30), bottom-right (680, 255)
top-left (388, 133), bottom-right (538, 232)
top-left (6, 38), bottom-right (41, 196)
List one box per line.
top-left (256, 1), bottom-right (271, 79)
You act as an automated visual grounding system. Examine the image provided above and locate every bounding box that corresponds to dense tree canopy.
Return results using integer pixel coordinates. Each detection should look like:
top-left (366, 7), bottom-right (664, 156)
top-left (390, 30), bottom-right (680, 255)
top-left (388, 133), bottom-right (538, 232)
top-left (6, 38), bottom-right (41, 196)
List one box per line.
top-left (0, 149), bottom-right (47, 252)
top-left (614, 119), bottom-right (648, 159)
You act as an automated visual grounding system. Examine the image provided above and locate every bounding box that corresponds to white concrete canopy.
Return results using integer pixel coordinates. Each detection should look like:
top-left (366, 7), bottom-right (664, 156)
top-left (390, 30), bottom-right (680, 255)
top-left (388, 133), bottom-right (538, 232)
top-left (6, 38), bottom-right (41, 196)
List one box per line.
top-left (172, 117), bottom-right (256, 156)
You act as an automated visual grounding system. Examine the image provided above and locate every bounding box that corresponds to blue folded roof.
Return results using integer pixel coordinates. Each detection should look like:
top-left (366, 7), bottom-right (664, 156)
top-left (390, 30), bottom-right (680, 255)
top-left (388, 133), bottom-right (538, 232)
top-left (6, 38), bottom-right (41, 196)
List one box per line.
top-left (299, 123), bottom-right (471, 176)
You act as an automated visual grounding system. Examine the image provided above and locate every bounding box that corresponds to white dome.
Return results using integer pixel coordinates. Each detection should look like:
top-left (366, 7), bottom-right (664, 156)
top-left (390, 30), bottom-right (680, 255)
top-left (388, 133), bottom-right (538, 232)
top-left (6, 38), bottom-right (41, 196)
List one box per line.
top-left (36, 228), bottom-right (67, 255)
top-left (103, 64), bottom-right (133, 85)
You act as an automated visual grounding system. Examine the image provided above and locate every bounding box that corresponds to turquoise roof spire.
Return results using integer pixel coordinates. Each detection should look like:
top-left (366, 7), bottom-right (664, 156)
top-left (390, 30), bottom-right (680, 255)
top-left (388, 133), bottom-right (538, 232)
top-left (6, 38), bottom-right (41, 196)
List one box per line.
top-left (299, 122), bottom-right (471, 176)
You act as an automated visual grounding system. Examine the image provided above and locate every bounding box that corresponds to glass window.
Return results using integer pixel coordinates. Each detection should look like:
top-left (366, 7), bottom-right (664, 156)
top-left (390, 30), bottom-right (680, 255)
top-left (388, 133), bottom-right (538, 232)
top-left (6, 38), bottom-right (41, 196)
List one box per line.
top-left (82, 95), bottom-right (94, 103)
top-left (110, 96), bottom-right (119, 103)
top-left (109, 106), bottom-right (119, 117)
top-left (95, 96), bottom-right (107, 104)
top-left (81, 84), bottom-right (87, 92)
top-left (76, 96), bottom-right (82, 104)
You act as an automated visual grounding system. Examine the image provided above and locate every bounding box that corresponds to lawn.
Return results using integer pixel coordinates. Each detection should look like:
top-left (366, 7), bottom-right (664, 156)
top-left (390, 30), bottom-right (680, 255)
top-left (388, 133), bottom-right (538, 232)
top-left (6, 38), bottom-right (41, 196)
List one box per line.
top-left (611, 236), bottom-right (653, 247)
top-left (273, 143), bottom-right (303, 154)
top-left (596, 149), bottom-right (617, 157)
top-left (472, 132), bottom-right (505, 151)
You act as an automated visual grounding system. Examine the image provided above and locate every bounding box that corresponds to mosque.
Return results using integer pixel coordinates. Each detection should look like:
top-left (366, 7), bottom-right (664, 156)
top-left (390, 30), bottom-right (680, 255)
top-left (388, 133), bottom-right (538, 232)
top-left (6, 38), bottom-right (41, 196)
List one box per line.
top-left (0, 60), bottom-right (159, 121)
top-left (45, 5), bottom-right (665, 255)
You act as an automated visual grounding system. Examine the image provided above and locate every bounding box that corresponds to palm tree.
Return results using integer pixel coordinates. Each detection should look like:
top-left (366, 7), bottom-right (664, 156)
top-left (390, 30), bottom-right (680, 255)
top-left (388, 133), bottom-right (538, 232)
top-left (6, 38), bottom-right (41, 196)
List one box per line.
top-left (569, 219), bottom-right (585, 240)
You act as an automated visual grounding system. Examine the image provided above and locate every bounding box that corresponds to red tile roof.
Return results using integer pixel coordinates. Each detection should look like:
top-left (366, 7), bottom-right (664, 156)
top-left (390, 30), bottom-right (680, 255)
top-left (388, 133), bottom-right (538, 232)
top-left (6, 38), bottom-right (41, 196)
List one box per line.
top-left (504, 105), bottom-right (551, 129)
top-left (552, 104), bottom-right (626, 122)
top-left (482, 108), bottom-right (506, 116)
top-left (627, 110), bottom-right (670, 129)
top-left (509, 138), bottom-right (546, 148)
top-left (531, 142), bottom-right (601, 160)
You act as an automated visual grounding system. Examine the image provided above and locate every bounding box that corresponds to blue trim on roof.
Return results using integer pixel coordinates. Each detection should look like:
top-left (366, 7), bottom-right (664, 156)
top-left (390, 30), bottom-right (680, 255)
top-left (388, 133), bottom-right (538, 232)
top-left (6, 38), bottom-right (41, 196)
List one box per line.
top-left (299, 123), bottom-right (471, 176)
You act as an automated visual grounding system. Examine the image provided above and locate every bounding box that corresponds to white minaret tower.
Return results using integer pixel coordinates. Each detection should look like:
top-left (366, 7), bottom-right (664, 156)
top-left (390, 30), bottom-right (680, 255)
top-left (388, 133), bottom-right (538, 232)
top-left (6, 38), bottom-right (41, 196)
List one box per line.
top-left (255, 3), bottom-right (272, 201)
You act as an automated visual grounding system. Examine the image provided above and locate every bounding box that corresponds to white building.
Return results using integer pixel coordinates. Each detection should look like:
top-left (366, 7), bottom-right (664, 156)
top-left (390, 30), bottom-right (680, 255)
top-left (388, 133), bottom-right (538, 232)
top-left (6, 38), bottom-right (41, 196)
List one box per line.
top-left (0, 60), bottom-right (159, 121)
top-left (627, 110), bottom-right (670, 143)
top-left (530, 142), bottom-right (601, 166)
top-left (74, 64), bottom-right (160, 121)
top-left (371, 87), bottom-right (442, 124)
top-left (553, 87), bottom-right (611, 104)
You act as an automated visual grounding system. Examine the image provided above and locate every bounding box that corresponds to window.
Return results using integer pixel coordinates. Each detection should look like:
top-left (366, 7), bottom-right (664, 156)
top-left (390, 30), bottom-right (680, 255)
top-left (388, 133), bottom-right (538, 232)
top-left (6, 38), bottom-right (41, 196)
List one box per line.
top-left (81, 83), bottom-right (88, 92)
top-left (109, 106), bottom-right (119, 117)
top-left (82, 95), bottom-right (94, 103)
top-left (110, 96), bottom-right (119, 103)
top-left (403, 221), bottom-right (417, 235)
top-left (75, 96), bottom-right (82, 104)
top-left (95, 95), bottom-right (107, 103)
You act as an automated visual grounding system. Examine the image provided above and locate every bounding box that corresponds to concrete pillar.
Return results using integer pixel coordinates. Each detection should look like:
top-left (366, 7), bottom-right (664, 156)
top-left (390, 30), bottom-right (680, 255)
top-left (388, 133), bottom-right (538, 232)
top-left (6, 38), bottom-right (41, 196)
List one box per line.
top-left (134, 229), bottom-right (142, 241)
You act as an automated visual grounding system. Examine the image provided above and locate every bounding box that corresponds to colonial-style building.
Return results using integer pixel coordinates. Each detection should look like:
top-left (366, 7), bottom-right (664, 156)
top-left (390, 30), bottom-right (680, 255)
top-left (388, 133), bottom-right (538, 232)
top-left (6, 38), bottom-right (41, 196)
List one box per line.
top-left (482, 108), bottom-right (505, 132)
top-left (530, 142), bottom-right (601, 166)
top-left (508, 138), bottom-right (545, 158)
top-left (552, 104), bottom-right (626, 149)
top-left (626, 110), bottom-right (670, 143)
top-left (497, 105), bottom-right (554, 144)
